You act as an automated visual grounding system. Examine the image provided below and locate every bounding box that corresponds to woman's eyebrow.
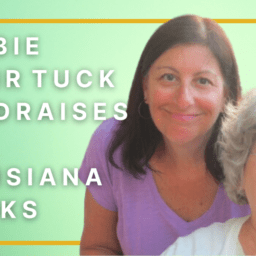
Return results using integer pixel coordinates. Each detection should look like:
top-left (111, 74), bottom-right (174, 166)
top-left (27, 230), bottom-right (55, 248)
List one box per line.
top-left (194, 70), bottom-right (217, 77)
top-left (156, 66), bottom-right (179, 73)
top-left (155, 67), bottom-right (218, 77)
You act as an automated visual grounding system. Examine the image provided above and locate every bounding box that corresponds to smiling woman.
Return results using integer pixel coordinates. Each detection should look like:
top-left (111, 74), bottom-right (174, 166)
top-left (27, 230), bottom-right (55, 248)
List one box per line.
top-left (78, 15), bottom-right (250, 255)
top-left (143, 44), bottom-right (226, 145)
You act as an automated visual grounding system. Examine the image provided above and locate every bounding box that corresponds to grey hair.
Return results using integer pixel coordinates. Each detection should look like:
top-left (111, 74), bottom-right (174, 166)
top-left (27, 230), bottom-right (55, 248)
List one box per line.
top-left (218, 89), bottom-right (256, 205)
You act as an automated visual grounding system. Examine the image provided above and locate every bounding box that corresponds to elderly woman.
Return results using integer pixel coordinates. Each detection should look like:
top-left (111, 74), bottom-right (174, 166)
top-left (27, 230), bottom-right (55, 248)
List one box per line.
top-left (79, 15), bottom-right (250, 255)
top-left (161, 89), bottom-right (256, 255)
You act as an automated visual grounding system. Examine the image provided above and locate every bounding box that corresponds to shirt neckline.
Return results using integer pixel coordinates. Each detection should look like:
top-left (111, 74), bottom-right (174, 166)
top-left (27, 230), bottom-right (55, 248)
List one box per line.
top-left (146, 165), bottom-right (222, 229)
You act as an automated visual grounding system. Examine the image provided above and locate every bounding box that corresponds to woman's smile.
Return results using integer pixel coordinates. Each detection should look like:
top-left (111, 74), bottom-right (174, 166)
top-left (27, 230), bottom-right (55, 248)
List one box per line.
top-left (171, 113), bottom-right (201, 122)
top-left (163, 110), bottom-right (202, 122)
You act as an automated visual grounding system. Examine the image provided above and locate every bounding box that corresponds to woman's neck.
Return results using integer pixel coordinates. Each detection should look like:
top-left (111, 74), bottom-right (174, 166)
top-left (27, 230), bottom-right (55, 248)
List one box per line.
top-left (239, 214), bottom-right (256, 255)
top-left (166, 134), bottom-right (208, 171)
top-left (150, 134), bottom-right (209, 179)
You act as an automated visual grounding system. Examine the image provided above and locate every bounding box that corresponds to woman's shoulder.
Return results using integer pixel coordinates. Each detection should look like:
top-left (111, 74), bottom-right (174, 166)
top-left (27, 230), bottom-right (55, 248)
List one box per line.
top-left (161, 217), bottom-right (248, 255)
top-left (197, 216), bottom-right (248, 237)
top-left (92, 118), bottom-right (121, 143)
top-left (79, 118), bottom-right (121, 182)
top-left (161, 222), bottom-right (225, 255)
top-left (83, 118), bottom-right (122, 155)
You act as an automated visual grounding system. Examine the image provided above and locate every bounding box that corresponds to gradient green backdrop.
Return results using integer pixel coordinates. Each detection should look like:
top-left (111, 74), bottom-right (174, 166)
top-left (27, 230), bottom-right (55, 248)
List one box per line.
top-left (0, 0), bottom-right (256, 255)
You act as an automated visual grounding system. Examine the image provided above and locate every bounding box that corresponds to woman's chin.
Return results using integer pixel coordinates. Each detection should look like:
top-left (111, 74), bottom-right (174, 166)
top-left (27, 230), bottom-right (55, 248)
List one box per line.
top-left (165, 132), bottom-right (199, 145)
top-left (161, 125), bottom-right (211, 146)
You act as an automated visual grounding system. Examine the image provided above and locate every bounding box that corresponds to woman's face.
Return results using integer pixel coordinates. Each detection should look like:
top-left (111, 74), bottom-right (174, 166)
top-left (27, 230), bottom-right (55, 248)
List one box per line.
top-left (242, 143), bottom-right (256, 212)
top-left (143, 44), bottom-right (226, 145)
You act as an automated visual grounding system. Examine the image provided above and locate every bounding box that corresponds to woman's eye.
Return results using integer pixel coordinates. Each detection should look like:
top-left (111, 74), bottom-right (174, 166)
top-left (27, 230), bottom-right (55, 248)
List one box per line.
top-left (163, 74), bottom-right (175, 81)
top-left (198, 78), bottom-right (211, 86)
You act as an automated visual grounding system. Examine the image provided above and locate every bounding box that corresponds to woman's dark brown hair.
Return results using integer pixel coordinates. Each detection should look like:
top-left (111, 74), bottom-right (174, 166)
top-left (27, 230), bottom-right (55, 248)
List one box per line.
top-left (108, 15), bottom-right (241, 181)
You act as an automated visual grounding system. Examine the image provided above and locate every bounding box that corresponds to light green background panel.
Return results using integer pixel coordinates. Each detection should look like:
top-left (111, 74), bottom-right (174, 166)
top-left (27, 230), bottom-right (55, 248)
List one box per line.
top-left (1, 0), bottom-right (256, 19)
top-left (0, 24), bottom-right (154, 256)
top-left (224, 24), bottom-right (256, 93)
top-left (0, 0), bottom-right (256, 255)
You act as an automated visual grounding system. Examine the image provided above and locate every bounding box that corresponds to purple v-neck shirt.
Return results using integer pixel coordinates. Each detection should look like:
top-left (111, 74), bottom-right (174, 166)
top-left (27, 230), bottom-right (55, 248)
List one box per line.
top-left (79, 118), bottom-right (250, 255)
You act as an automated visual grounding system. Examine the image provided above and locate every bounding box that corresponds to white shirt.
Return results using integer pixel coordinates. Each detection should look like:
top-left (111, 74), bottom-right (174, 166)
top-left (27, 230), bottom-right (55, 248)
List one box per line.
top-left (161, 215), bottom-right (250, 255)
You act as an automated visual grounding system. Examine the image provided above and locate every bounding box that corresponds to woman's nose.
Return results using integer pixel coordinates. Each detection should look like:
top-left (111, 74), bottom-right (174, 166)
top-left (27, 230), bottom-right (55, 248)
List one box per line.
top-left (175, 83), bottom-right (195, 109)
